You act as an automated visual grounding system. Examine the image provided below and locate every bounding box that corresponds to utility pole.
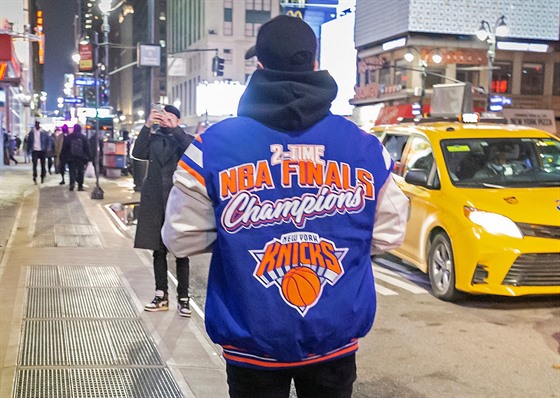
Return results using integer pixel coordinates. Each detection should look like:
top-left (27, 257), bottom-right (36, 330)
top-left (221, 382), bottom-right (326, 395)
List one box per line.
top-left (147, 0), bottom-right (155, 111)
top-left (91, 31), bottom-right (104, 200)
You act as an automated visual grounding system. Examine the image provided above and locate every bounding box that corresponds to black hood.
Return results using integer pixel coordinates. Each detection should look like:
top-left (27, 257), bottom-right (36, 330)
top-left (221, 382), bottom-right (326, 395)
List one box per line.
top-left (237, 69), bottom-right (338, 132)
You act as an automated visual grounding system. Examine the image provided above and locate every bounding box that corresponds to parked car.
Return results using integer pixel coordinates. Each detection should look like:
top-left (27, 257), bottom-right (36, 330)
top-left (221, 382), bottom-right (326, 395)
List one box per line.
top-left (373, 115), bottom-right (560, 301)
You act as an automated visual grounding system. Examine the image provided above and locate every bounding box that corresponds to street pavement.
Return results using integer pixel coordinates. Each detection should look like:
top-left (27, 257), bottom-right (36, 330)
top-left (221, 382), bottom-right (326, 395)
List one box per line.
top-left (0, 162), bottom-right (228, 397)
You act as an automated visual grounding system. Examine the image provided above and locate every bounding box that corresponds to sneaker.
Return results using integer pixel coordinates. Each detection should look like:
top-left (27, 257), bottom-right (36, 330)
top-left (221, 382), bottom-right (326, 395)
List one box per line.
top-left (177, 297), bottom-right (192, 317)
top-left (59, 181), bottom-right (65, 185)
top-left (144, 291), bottom-right (169, 312)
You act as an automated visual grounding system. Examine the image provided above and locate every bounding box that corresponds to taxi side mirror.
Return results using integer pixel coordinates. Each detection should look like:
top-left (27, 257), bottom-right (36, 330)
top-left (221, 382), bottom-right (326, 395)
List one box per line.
top-left (405, 168), bottom-right (428, 187)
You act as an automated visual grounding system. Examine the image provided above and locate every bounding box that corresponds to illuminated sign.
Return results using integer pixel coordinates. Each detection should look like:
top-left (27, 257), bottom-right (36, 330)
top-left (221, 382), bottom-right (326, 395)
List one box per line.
top-left (0, 63), bottom-right (6, 80)
top-left (382, 37), bottom-right (407, 51)
top-left (489, 95), bottom-right (512, 112)
top-left (196, 81), bottom-right (246, 117)
top-left (64, 97), bottom-right (84, 104)
top-left (75, 76), bottom-right (98, 86)
top-left (36, 10), bottom-right (44, 64)
top-left (79, 43), bottom-right (93, 72)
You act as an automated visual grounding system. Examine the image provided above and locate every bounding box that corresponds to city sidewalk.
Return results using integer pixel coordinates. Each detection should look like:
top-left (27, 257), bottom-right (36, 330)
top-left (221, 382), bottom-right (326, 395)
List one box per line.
top-left (0, 164), bottom-right (228, 397)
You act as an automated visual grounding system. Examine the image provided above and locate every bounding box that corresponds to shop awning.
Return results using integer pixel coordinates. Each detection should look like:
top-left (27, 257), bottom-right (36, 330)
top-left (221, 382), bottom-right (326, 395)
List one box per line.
top-left (0, 34), bottom-right (22, 84)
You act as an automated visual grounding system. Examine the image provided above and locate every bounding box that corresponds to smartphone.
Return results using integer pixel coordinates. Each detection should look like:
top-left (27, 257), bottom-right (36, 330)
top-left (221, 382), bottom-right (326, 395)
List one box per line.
top-left (151, 103), bottom-right (164, 130)
top-left (152, 103), bottom-right (164, 114)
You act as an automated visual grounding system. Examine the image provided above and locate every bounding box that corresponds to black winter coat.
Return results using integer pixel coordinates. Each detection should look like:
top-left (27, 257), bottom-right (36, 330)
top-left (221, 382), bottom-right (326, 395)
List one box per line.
top-left (60, 132), bottom-right (91, 164)
top-left (132, 125), bottom-right (193, 251)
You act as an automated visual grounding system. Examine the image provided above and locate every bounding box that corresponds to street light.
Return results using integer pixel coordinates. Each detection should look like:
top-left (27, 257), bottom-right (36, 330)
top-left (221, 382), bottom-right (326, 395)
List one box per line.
top-left (404, 47), bottom-right (443, 111)
top-left (476, 15), bottom-right (509, 111)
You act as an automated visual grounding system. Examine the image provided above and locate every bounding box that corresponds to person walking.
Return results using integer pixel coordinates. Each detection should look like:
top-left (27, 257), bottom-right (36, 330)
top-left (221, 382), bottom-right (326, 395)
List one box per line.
top-left (162, 15), bottom-right (408, 398)
top-left (60, 124), bottom-right (90, 191)
top-left (22, 135), bottom-right (30, 163)
top-left (46, 130), bottom-right (56, 175)
top-left (132, 104), bottom-right (193, 317)
top-left (54, 125), bottom-right (67, 185)
top-left (3, 130), bottom-right (18, 165)
top-left (27, 120), bottom-right (49, 183)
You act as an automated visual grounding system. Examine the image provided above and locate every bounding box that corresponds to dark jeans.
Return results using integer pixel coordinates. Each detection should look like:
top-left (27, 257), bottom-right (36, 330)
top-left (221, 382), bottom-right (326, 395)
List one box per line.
top-left (153, 248), bottom-right (190, 298)
top-left (226, 353), bottom-right (356, 398)
top-left (31, 150), bottom-right (46, 179)
top-left (67, 160), bottom-right (85, 189)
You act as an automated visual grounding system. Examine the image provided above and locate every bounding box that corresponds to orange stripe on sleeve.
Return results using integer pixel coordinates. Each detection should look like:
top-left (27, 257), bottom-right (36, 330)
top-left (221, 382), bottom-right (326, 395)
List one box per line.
top-left (179, 159), bottom-right (206, 187)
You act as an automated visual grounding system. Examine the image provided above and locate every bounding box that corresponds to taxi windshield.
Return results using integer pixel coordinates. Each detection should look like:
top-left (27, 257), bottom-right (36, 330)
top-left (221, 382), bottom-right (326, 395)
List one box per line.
top-left (441, 137), bottom-right (560, 188)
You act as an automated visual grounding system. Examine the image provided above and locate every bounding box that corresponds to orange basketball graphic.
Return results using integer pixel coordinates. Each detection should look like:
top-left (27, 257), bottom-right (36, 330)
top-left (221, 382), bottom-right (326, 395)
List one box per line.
top-left (281, 267), bottom-right (321, 307)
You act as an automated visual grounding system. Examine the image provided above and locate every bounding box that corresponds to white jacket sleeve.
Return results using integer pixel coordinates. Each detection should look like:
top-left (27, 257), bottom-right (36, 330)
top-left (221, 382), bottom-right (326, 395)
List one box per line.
top-left (371, 174), bottom-right (409, 254)
top-left (162, 162), bottom-right (217, 258)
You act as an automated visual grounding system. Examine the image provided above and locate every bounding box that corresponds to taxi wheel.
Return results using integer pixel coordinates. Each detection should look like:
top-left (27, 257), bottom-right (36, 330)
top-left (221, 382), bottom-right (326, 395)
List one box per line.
top-left (428, 233), bottom-right (460, 301)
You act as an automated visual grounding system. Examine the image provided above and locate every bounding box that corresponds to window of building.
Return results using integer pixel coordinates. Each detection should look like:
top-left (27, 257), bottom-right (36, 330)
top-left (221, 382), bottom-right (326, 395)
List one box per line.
top-left (224, 5), bottom-right (233, 36)
top-left (224, 49), bottom-right (233, 64)
top-left (425, 67), bottom-right (445, 88)
top-left (553, 63), bottom-right (560, 96)
top-left (491, 61), bottom-right (512, 94)
top-left (456, 64), bottom-right (480, 89)
top-left (246, 0), bottom-right (271, 11)
top-left (224, 21), bottom-right (233, 36)
top-left (379, 64), bottom-right (391, 87)
top-left (245, 22), bottom-right (261, 37)
top-left (245, 1), bottom-right (271, 37)
top-left (521, 63), bottom-right (544, 95)
top-left (394, 59), bottom-right (408, 88)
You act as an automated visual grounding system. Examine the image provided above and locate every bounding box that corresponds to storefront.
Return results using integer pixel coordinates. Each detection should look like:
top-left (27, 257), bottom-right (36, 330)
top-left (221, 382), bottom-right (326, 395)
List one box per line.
top-left (0, 33), bottom-right (27, 143)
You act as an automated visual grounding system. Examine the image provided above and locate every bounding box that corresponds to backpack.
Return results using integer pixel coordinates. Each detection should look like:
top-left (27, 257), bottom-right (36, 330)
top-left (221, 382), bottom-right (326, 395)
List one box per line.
top-left (70, 137), bottom-right (85, 159)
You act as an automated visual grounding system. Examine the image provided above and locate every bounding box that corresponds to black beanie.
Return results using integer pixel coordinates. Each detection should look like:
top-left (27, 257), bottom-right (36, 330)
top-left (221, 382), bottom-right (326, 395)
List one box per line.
top-left (164, 104), bottom-right (181, 119)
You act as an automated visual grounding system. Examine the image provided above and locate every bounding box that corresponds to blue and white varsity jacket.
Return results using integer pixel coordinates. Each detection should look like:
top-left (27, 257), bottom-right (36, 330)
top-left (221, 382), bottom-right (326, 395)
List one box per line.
top-left (162, 69), bottom-right (408, 369)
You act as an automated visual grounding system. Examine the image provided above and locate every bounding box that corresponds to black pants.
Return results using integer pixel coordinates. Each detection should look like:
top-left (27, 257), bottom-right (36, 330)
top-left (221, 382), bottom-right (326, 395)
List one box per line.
top-left (59, 160), bottom-right (66, 181)
top-left (153, 248), bottom-right (190, 298)
top-left (226, 353), bottom-right (356, 398)
top-left (31, 150), bottom-right (46, 179)
top-left (47, 156), bottom-right (54, 174)
top-left (67, 160), bottom-right (85, 189)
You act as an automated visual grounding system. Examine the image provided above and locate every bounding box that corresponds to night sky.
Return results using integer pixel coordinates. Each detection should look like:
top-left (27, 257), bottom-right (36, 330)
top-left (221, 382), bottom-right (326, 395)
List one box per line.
top-left (39, 0), bottom-right (78, 111)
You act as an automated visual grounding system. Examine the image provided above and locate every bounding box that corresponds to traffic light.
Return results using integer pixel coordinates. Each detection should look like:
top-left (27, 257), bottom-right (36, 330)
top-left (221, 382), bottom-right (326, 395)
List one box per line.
top-left (212, 55), bottom-right (225, 77)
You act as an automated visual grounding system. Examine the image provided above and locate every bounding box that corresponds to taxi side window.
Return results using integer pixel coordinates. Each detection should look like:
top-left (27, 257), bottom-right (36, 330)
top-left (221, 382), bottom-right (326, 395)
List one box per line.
top-left (403, 136), bottom-right (438, 187)
top-left (382, 134), bottom-right (409, 174)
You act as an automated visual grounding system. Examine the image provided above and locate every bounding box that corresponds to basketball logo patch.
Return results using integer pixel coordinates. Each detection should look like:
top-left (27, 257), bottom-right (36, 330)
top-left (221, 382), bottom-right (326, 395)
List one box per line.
top-left (250, 232), bottom-right (347, 316)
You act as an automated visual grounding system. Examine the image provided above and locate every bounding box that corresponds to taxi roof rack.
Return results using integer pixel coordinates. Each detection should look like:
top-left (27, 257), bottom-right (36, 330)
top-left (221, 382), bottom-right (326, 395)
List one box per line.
top-left (397, 115), bottom-right (508, 125)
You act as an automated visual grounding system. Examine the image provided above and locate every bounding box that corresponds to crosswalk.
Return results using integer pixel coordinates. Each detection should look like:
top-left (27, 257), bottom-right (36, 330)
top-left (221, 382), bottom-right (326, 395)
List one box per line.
top-left (372, 256), bottom-right (431, 296)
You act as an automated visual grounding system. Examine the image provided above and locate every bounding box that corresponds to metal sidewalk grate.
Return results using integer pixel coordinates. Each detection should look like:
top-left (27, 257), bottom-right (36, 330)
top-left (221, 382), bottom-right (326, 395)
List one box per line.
top-left (15, 265), bottom-right (184, 397)
top-left (15, 368), bottom-right (183, 398)
top-left (28, 265), bottom-right (121, 287)
top-left (27, 287), bottom-right (138, 318)
top-left (19, 319), bottom-right (164, 366)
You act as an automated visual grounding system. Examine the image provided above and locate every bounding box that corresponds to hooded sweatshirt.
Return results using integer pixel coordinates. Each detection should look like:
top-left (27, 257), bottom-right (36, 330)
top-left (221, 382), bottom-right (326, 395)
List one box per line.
top-left (162, 68), bottom-right (408, 369)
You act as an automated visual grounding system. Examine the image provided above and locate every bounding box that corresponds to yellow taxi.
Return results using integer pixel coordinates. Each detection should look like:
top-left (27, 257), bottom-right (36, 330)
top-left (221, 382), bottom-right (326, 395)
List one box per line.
top-left (374, 115), bottom-right (560, 301)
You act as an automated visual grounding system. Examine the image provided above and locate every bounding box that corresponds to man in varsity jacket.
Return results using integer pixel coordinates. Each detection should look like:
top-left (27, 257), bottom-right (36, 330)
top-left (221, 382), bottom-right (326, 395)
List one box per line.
top-left (162, 15), bottom-right (408, 398)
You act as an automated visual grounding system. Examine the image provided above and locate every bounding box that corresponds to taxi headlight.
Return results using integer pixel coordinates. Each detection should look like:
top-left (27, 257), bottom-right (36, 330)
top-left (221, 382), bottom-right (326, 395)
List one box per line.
top-left (464, 207), bottom-right (523, 239)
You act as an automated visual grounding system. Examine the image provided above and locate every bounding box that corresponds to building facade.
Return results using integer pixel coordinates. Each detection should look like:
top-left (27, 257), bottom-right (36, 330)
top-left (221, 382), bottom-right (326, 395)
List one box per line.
top-left (0, 0), bottom-right (39, 151)
top-left (166, 0), bottom-right (280, 127)
top-left (353, 0), bottom-right (560, 133)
